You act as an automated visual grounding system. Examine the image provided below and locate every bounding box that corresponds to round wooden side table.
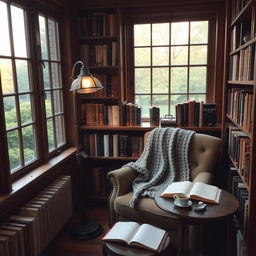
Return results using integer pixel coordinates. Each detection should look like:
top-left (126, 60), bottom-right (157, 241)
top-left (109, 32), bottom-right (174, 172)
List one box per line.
top-left (154, 189), bottom-right (239, 256)
top-left (103, 236), bottom-right (172, 256)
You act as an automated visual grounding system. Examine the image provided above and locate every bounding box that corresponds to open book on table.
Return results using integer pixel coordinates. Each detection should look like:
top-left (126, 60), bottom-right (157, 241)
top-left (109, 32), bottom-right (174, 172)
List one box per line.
top-left (102, 221), bottom-right (168, 252)
top-left (160, 181), bottom-right (222, 204)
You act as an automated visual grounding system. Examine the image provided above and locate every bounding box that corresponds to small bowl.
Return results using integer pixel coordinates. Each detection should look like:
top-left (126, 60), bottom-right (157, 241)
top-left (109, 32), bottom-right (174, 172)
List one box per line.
top-left (194, 201), bottom-right (207, 211)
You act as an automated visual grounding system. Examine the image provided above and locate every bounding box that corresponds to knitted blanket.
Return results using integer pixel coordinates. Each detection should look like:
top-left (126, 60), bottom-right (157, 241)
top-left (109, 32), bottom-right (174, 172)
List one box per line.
top-left (124, 127), bottom-right (195, 207)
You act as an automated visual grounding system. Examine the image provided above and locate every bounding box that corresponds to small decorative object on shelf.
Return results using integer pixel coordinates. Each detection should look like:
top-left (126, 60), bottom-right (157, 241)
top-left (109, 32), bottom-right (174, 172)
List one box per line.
top-left (160, 114), bottom-right (177, 127)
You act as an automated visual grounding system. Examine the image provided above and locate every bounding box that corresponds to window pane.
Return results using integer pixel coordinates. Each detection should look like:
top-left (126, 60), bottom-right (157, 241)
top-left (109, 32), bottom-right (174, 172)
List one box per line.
top-left (135, 68), bottom-right (150, 93)
top-left (135, 95), bottom-right (150, 118)
top-left (0, 59), bottom-right (15, 94)
top-left (152, 68), bottom-right (169, 93)
top-left (47, 118), bottom-right (54, 151)
top-left (22, 125), bottom-right (36, 163)
top-left (19, 94), bottom-right (33, 125)
top-left (134, 48), bottom-right (151, 66)
top-left (53, 90), bottom-right (63, 114)
top-left (55, 115), bottom-right (65, 146)
top-left (190, 21), bottom-right (208, 44)
top-left (152, 47), bottom-right (169, 66)
top-left (190, 46), bottom-right (207, 65)
top-left (48, 19), bottom-right (60, 61)
top-left (171, 46), bottom-right (188, 65)
top-left (39, 16), bottom-right (48, 60)
top-left (51, 63), bottom-right (61, 88)
top-left (134, 24), bottom-right (150, 46)
top-left (11, 6), bottom-right (27, 58)
top-left (171, 22), bottom-right (189, 45)
top-left (172, 95), bottom-right (187, 116)
top-left (45, 92), bottom-right (53, 117)
top-left (152, 95), bottom-right (168, 117)
top-left (171, 67), bottom-right (187, 93)
top-left (16, 60), bottom-right (30, 92)
top-left (0, 2), bottom-right (11, 56)
top-left (43, 62), bottom-right (50, 89)
top-left (7, 130), bottom-right (21, 170)
top-left (152, 23), bottom-right (169, 46)
top-left (189, 67), bottom-right (206, 93)
top-left (4, 96), bottom-right (17, 129)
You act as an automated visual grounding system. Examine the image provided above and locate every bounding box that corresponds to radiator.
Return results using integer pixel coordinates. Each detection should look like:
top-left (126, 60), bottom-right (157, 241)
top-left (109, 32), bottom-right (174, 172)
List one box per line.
top-left (0, 175), bottom-right (73, 256)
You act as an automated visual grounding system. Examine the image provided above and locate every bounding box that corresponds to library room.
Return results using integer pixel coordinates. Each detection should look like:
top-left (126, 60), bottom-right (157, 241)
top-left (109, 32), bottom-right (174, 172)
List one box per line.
top-left (0, 0), bottom-right (255, 255)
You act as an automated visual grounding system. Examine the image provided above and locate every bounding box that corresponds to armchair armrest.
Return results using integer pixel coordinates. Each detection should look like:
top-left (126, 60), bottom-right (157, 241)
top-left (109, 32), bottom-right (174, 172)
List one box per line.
top-left (192, 171), bottom-right (214, 184)
top-left (107, 167), bottom-right (137, 226)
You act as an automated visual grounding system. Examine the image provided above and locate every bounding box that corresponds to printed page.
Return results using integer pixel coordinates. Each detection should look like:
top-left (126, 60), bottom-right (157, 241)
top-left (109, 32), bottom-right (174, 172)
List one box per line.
top-left (130, 224), bottom-right (166, 251)
top-left (103, 222), bottom-right (140, 243)
top-left (160, 181), bottom-right (193, 197)
top-left (190, 182), bottom-right (218, 201)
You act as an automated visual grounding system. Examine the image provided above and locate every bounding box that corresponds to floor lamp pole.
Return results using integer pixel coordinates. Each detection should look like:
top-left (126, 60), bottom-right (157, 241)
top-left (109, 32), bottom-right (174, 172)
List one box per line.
top-left (69, 90), bottom-right (103, 240)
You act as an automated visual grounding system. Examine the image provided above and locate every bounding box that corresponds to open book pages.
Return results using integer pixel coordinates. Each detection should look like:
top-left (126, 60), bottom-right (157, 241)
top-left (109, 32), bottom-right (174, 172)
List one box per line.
top-left (102, 221), bottom-right (168, 252)
top-left (160, 181), bottom-right (222, 204)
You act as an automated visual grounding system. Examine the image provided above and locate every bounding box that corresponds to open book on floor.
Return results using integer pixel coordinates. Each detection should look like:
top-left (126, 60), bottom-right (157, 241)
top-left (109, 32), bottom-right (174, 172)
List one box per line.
top-left (102, 221), bottom-right (168, 252)
top-left (160, 181), bottom-right (222, 204)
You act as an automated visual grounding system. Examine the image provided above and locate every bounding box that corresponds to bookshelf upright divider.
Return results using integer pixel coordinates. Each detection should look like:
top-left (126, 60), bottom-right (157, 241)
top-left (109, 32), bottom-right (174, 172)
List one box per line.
top-left (223, 0), bottom-right (256, 255)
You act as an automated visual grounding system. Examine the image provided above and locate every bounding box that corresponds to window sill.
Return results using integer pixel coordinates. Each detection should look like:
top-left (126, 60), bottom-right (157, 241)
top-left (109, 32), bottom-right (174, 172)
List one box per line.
top-left (0, 147), bottom-right (77, 203)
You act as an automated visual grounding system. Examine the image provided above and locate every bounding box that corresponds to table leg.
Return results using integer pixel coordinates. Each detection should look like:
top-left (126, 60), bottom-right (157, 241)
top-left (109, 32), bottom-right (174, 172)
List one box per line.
top-left (178, 219), bottom-right (187, 256)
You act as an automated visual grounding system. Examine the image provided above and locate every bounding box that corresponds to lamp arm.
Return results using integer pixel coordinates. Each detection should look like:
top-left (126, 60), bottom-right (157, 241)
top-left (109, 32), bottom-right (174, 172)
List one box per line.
top-left (71, 61), bottom-right (85, 80)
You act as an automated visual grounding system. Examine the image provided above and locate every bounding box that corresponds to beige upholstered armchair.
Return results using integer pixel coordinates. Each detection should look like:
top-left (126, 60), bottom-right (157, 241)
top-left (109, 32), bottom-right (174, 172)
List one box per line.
top-left (107, 131), bottom-right (221, 248)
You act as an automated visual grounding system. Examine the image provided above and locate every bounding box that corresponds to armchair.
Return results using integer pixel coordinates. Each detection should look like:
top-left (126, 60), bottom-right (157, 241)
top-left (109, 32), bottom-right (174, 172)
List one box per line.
top-left (107, 131), bottom-right (221, 248)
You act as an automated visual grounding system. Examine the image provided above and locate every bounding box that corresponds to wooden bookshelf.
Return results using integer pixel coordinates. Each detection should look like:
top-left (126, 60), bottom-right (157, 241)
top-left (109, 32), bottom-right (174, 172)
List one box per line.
top-left (223, 0), bottom-right (256, 255)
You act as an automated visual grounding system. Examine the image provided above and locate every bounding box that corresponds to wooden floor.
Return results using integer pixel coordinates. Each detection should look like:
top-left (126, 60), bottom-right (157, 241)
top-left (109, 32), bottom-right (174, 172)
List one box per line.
top-left (43, 204), bottom-right (110, 256)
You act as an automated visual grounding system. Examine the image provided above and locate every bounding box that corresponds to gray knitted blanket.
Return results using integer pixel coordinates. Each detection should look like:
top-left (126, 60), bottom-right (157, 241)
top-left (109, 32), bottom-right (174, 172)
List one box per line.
top-left (124, 127), bottom-right (195, 207)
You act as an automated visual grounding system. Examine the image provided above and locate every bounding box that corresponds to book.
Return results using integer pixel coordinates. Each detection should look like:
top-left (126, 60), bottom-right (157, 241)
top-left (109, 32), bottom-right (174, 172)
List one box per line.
top-left (160, 181), bottom-right (222, 204)
top-left (102, 221), bottom-right (168, 252)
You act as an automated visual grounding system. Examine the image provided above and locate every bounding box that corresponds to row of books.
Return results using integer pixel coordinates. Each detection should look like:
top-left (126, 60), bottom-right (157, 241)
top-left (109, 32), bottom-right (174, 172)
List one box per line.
top-left (121, 102), bottom-right (142, 126)
top-left (80, 12), bottom-right (116, 37)
top-left (231, 174), bottom-right (248, 240)
top-left (230, 21), bottom-right (251, 51)
top-left (229, 45), bottom-right (255, 81)
top-left (81, 103), bottom-right (120, 126)
top-left (227, 88), bottom-right (253, 133)
top-left (80, 42), bottom-right (117, 67)
top-left (93, 73), bottom-right (117, 97)
top-left (83, 133), bottom-right (144, 157)
top-left (228, 126), bottom-right (250, 184)
top-left (175, 101), bottom-right (217, 127)
top-left (85, 168), bottom-right (109, 196)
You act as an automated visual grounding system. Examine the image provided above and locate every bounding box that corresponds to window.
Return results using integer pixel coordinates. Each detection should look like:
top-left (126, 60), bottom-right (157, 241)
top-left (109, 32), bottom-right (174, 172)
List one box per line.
top-left (39, 15), bottom-right (65, 152)
top-left (133, 21), bottom-right (209, 118)
top-left (0, 1), bottom-right (66, 176)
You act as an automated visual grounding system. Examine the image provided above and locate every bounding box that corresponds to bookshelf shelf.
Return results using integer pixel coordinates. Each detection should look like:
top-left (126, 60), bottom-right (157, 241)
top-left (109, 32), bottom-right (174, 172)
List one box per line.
top-left (227, 80), bottom-right (255, 85)
top-left (226, 114), bottom-right (252, 138)
top-left (229, 156), bottom-right (249, 190)
top-left (230, 0), bottom-right (254, 27)
top-left (229, 37), bottom-right (256, 55)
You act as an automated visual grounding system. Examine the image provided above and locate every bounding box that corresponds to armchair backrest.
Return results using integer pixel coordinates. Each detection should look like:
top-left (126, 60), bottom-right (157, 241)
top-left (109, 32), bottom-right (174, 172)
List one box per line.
top-left (144, 131), bottom-right (221, 181)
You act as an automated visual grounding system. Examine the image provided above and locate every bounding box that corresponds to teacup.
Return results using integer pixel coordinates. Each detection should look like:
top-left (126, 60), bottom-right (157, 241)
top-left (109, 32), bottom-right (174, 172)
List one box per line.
top-left (173, 193), bottom-right (190, 206)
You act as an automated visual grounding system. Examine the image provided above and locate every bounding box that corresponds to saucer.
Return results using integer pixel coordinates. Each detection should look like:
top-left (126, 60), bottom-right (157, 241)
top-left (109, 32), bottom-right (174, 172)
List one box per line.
top-left (174, 200), bottom-right (192, 208)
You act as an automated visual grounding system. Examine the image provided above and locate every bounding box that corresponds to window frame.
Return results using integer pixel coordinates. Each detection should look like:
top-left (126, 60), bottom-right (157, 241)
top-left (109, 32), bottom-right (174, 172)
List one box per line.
top-left (123, 13), bottom-right (219, 121)
top-left (0, 0), bottom-right (71, 188)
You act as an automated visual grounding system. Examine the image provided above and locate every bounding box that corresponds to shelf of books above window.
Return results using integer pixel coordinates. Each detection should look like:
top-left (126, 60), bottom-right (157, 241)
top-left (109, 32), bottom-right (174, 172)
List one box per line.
top-left (89, 65), bottom-right (119, 70)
